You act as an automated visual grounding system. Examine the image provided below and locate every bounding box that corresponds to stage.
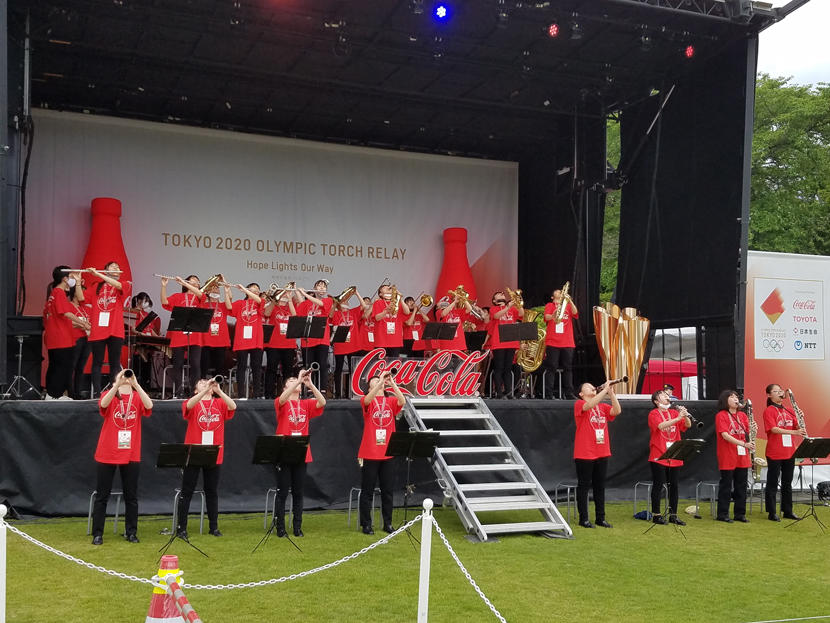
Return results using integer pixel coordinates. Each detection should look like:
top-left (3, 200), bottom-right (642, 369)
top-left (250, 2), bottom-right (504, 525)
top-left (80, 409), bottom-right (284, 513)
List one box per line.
top-left (0, 397), bottom-right (722, 517)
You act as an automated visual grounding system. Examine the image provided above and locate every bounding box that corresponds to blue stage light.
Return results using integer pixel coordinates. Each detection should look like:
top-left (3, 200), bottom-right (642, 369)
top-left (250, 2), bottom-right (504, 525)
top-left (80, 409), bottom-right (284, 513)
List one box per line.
top-left (434, 3), bottom-right (450, 21)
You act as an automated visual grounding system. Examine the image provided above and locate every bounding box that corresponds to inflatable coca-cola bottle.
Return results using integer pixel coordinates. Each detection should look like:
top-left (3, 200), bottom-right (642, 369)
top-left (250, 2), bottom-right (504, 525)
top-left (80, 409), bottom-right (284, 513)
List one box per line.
top-left (81, 197), bottom-right (132, 289)
top-left (434, 227), bottom-right (477, 305)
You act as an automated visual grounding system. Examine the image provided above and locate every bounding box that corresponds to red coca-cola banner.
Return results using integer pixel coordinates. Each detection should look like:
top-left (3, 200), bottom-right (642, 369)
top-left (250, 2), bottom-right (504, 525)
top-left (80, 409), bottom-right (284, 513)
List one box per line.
top-left (350, 348), bottom-right (489, 397)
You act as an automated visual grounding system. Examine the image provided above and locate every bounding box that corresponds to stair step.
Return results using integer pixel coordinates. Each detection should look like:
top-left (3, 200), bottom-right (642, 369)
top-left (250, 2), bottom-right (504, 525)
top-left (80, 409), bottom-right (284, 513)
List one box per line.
top-left (464, 494), bottom-right (539, 504)
top-left (482, 521), bottom-right (564, 534)
top-left (437, 446), bottom-right (511, 454)
top-left (468, 500), bottom-right (550, 512)
top-left (410, 398), bottom-right (479, 407)
top-left (458, 482), bottom-right (538, 492)
top-left (447, 463), bottom-right (524, 472)
top-left (439, 430), bottom-right (500, 437)
top-left (418, 411), bottom-right (487, 420)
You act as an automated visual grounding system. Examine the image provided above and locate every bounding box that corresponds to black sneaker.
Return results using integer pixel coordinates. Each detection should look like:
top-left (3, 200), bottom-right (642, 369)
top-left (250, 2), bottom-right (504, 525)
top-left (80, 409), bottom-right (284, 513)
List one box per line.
top-left (595, 520), bottom-right (613, 528)
top-left (209, 529), bottom-right (223, 537)
top-left (176, 529), bottom-right (189, 540)
top-left (293, 527), bottom-right (304, 537)
top-left (716, 516), bottom-right (734, 523)
top-left (383, 523), bottom-right (394, 534)
top-left (91, 535), bottom-right (103, 545)
top-left (125, 533), bottom-right (140, 543)
top-left (276, 525), bottom-right (287, 538)
top-left (668, 514), bottom-right (686, 526)
top-left (652, 514), bottom-right (668, 525)
top-left (362, 525), bottom-right (375, 535)
top-left (578, 520), bottom-right (594, 528)
top-left (768, 514), bottom-right (781, 522)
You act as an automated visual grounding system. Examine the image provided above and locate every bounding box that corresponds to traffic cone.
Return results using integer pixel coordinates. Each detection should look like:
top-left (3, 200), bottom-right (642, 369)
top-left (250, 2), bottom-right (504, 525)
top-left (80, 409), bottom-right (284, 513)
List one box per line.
top-left (146, 554), bottom-right (185, 622)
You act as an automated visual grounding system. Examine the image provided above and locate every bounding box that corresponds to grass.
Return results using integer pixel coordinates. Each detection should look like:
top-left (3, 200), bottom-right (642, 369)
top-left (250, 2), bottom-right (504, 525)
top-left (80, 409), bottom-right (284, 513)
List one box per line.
top-left (5, 501), bottom-right (830, 622)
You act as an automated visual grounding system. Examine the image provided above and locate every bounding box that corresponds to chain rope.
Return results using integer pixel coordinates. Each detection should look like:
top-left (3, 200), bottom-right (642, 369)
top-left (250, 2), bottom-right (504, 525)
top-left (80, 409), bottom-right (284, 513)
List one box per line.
top-left (430, 518), bottom-right (508, 623)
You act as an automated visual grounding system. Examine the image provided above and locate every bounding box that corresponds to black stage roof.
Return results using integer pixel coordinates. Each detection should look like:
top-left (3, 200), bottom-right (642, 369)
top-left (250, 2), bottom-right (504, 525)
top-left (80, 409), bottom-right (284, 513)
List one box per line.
top-left (8, 0), bottom-right (783, 159)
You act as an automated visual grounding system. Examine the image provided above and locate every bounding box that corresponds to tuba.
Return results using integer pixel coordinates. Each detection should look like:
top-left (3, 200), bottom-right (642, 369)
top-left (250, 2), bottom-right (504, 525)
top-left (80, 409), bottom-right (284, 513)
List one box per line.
top-left (554, 281), bottom-right (571, 323)
top-left (516, 308), bottom-right (547, 372)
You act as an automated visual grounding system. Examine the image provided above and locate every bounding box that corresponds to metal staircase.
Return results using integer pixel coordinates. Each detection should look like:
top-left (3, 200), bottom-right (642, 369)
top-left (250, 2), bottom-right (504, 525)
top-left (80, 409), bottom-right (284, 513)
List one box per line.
top-left (404, 396), bottom-right (573, 541)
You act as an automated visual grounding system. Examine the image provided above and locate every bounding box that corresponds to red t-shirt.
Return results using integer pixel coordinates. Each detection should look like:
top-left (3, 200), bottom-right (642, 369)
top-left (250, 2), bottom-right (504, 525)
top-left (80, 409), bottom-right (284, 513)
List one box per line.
top-left (162, 292), bottom-right (206, 348)
top-left (763, 404), bottom-right (800, 460)
top-left (648, 407), bottom-right (690, 467)
top-left (372, 299), bottom-right (405, 348)
top-left (182, 397), bottom-right (235, 464)
top-left (359, 395), bottom-right (403, 460)
top-left (405, 314), bottom-right (428, 351)
top-left (232, 298), bottom-right (265, 350)
top-left (266, 304), bottom-right (297, 349)
top-left (71, 301), bottom-right (92, 342)
top-left (544, 302), bottom-right (577, 348)
top-left (358, 314), bottom-right (377, 351)
top-left (94, 391), bottom-right (152, 464)
top-left (487, 305), bottom-right (521, 350)
top-left (715, 410), bottom-right (752, 470)
top-left (331, 307), bottom-right (363, 355)
top-left (88, 281), bottom-right (132, 342)
top-left (296, 298), bottom-right (334, 348)
top-left (44, 287), bottom-right (76, 350)
top-left (202, 298), bottom-right (231, 348)
top-left (438, 307), bottom-right (469, 350)
top-left (275, 398), bottom-right (324, 462)
top-left (573, 400), bottom-right (615, 459)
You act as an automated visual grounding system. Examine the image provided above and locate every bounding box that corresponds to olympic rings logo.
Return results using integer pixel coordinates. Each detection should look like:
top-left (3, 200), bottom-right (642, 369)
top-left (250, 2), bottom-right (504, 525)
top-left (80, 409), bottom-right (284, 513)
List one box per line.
top-left (762, 338), bottom-right (784, 352)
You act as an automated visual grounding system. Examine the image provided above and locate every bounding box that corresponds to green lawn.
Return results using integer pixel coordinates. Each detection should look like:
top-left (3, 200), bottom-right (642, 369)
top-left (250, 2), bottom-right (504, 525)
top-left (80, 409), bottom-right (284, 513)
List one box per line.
top-left (5, 501), bottom-right (830, 622)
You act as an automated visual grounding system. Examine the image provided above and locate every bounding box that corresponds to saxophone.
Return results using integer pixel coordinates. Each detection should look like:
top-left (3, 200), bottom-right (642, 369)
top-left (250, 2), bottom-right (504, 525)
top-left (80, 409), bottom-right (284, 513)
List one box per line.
top-left (553, 281), bottom-right (571, 323)
top-left (744, 399), bottom-right (764, 470)
top-left (786, 388), bottom-right (808, 437)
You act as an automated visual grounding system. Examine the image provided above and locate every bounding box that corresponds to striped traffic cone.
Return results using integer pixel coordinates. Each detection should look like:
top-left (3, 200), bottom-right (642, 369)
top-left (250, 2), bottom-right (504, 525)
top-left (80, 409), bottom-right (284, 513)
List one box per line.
top-left (146, 554), bottom-right (185, 622)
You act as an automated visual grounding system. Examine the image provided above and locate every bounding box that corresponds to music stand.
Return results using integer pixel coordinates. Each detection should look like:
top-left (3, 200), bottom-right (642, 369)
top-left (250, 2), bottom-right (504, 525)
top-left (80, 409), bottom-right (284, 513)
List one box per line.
top-left (135, 311), bottom-right (158, 335)
top-left (331, 325), bottom-right (350, 345)
top-left (2, 335), bottom-right (40, 399)
top-left (641, 439), bottom-right (705, 537)
top-left (786, 437), bottom-right (830, 531)
top-left (498, 322), bottom-right (538, 343)
top-left (252, 435), bottom-right (310, 552)
top-left (464, 330), bottom-right (487, 352)
top-left (422, 322), bottom-right (457, 342)
top-left (167, 307), bottom-right (214, 391)
top-left (156, 443), bottom-right (220, 557)
top-left (287, 316), bottom-right (327, 388)
top-left (263, 324), bottom-right (276, 343)
top-left (386, 431), bottom-right (440, 525)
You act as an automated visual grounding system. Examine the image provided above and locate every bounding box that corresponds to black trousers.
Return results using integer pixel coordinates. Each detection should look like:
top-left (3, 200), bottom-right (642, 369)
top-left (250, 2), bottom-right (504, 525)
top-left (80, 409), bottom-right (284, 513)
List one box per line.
top-left (542, 346), bottom-right (575, 397)
top-left (717, 468), bottom-right (749, 520)
top-left (265, 347), bottom-right (297, 399)
top-left (491, 348), bottom-right (515, 396)
top-left (201, 346), bottom-right (228, 379)
top-left (177, 465), bottom-right (221, 532)
top-left (71, 336), bottom-right (90, 398)
top-left (765, 457), bottom-right (795, 516)
top-left (649, 461), bottom-right (681, 515)
top-left (302, 345), bottom-right (329, 392)
top-left (575, 457), bottom-right (608, 523)
top-left (360, 458), bottom-right (395, 528)
top-left (235, 348), bottom-right (263, 398)
top-left (90, 336), bottom-right (124, 396)
top-left (172, 344), bottom-right (202, 395)
top-left (46, 346), bottom-right (75, 398)
top-left (92, 461), bottom-right (140, 537)
top-left (276, 462), bottom-right (307, 529)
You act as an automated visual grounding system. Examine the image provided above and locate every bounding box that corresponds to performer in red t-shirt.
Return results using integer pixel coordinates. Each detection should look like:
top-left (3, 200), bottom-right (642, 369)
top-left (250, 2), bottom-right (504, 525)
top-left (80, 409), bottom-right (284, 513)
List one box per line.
top-left (273, 368), bottom-right (326, 537)
top-left (90, 369), bottom-right (153, 544)
top-left (715, 390), bottom-right (754, 523)
top-left (403, 296), bottom-right (430, 358)
top-left (486, 290), bottom-right (524, 398)
top-left (543, 288), bottom-right (578, 399)
top-left (330, 289), bottom-right (368, 398)
top-left (573, 380), bottom-right (621, 528)
top-left (439, 291), bottom-right (472, 351)
top-left (762, 383), bottom-right (806, 521)
top-left (176, 377), bottom-right (237, 539)
top-left (647, 390), bottom-right (691, 525)
top-left (295, 280), bottom-right (334, 393)
top-left (264, 289), bottom-right (298, 399)
top-left (161, 275), bottom-right (206, 396)
top-left (129, 292), bottom-right (162, 389)
top-left (70, 281), bottom-right (93, 399)
top-left (44, 266), bottom-right (90, 399)
top-left (231, 283), bottom-right (265, 398)
top-left (87, 262), bottom-right (131, 397)
top-left (358, 371), bottom-right (405, 534)
top-left (200, 277), bottom-right (233, 380)
top-left (372, 285), bottom-right (411, 358)
top-left (356, 296), bottom-right (376, 354)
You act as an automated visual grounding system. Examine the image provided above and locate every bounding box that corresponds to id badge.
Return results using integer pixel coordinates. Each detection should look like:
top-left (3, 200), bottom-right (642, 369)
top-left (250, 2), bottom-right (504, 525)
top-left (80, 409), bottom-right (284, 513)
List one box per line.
top-left (368, 332), bottom-right (375, 343)
top-left (279, 322), bottom-right (288, 335)
top-left (386, 321), bottom-right (396, 334)
top-left (782, 434), bottom-right (792, 448)
top-left (555, 322), bottom-right (564, 334)
top-left (201, 430), bottom-right (214, 445)
top-left (345, 331), bottom-right (351, 343)
top-left (412, 330), bottom-right (419, 341)
top-left (595, 428), bottom-right (605, 444)
top-left (243, 325), bottom-right (253, 340)
top-left (210, 322), bottom-right (220, 336)
top-left (117, 430), bottom-right (131, 449)
top-left (376, 428), bottom-right (387, 445)
top-left (291, 431), bottom-right (302, 437)
top-left (98, 311), bottom-right (111, 328)
top-left (737, 444), bottom-right (746, 456)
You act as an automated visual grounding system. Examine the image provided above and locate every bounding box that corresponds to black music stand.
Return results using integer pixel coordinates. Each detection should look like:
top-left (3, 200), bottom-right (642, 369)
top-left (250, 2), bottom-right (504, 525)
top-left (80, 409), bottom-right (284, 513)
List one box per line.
top-left (156, 443), bottom-right (220, 557)
top-left (263, 324), bottom-right (276, 343)
top-left (498, 322), bottom-right (538, 343)
top-left (331, 325), bottom-right (350, 345)
top-left (464, 330), bottom-right (487, 352)
top-left (167, 307), bottom-right (214, 391)
top-left (641, 439), bottom-right (705, 537)
top-left (386, 431), bottom-right (440, 523)
top-left (252, 435), bottom-right (310, 552)
top-left (135, 311), bottom-right (159, 334)
top-left (786, 437), bottom-right (830, 531)
top-left (287, 316), bottom-right (327, 389)
top-left (422, 322), bottom-right (457, 342)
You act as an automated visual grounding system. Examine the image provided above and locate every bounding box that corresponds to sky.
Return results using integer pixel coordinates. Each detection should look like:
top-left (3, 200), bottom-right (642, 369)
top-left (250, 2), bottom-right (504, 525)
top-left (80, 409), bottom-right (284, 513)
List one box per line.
top-left (757, 0), bottom-right (830, 85)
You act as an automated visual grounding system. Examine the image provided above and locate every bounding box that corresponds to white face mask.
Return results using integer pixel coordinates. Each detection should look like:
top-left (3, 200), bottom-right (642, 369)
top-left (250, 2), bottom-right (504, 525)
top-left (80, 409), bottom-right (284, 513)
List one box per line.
top-left (209, 292), bottom-right (220, 299)
top-left (142, 302), bottom-right (151, 310)
top-left (67, 278), bottom-right (76, 288)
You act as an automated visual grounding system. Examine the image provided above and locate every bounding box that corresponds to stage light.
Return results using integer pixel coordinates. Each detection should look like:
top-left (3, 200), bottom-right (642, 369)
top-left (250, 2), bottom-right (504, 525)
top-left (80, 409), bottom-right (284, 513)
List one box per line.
top-left (684, 44), bottom-right (695, 59)
top-left (570, 21), bottom-right (582, 40)
top-left (547, 23), bottom-right (560, 38)
top-left (496, 0), bottom-right (508, 28)
top-left (410, 0), bottom-right (424, 15)
top-left (434, 3), bottom-right (450, 21)
top-left (639, 34), bottom-right (652, 52)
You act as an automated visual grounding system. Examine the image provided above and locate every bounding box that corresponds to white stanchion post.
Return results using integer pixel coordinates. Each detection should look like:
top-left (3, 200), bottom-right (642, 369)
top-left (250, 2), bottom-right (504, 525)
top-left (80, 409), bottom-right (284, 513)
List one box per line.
top-left (417, 498), bottom-right (434, 623)
top-left (1, 504), bottom-right (7, 623)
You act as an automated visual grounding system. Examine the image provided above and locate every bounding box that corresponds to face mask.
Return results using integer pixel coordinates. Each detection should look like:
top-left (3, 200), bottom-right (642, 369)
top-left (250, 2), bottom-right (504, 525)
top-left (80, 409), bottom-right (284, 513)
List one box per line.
top-left (67, 278), bottom-right (77, 288)
top-left (142, 302), bottom-right (151, 310)
top-left (209, 292), bottom-right (220, 299)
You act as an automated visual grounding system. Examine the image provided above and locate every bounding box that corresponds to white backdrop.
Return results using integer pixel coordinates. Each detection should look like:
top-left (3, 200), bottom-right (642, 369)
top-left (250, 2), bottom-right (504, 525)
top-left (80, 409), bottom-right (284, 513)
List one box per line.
top-left (24, 110), bottom-right (518, 318)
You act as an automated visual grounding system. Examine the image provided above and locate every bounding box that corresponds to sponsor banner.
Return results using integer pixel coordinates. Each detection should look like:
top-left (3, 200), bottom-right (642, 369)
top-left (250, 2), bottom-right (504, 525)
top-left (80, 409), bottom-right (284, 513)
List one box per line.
top-left (753, 277), bottom-right (824, 359)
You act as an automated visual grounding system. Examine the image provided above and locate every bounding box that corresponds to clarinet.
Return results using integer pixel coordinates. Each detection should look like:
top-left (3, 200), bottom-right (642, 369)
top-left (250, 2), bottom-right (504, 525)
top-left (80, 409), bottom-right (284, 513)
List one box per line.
top-left (786, 388), bottom-right (808, 437)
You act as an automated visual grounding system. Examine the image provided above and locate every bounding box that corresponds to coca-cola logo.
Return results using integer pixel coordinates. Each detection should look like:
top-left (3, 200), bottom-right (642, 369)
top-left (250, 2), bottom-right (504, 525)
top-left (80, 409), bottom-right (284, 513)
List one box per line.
top-left (97, 293), bottom-right (116, 311)
top-left (350, 348), bottom-right (488, 397)
top-left (241, 306), bottom-right (258, 322)
top-left (198, 411), bottom-right (221, 429)
top-left (371, 403), bottom-right (393, 427)
top-left (113, 405), bottom-right (137, 428)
